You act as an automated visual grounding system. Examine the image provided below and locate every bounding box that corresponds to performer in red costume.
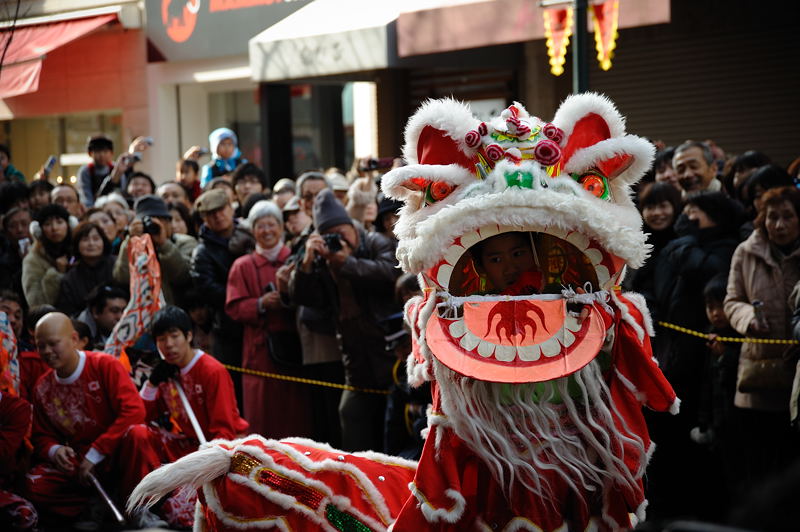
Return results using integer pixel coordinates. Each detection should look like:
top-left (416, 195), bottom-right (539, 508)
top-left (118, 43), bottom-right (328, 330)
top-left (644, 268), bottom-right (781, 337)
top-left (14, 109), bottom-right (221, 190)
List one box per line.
top-left (24, 312), bottom-right (152, 526)
top-left (0, 391), bottom-right (37, 530)
top-left (126, 305), bottom-right (249, 527)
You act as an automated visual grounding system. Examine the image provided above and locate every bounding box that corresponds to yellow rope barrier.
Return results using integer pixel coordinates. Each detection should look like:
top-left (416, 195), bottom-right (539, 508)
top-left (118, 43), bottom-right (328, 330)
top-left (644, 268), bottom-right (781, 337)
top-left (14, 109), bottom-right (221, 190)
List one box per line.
top-left (223, 364), bottom-right (391, 395)
top-left (656, 321), bottom-right (800, 345)
top-left (226, 322), bottom-right (799, 392)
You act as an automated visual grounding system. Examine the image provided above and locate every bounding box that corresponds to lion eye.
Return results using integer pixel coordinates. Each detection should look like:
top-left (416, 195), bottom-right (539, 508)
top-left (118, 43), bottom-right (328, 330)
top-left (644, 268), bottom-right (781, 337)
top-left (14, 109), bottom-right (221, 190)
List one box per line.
top-left (425, 181), bottom-right (455, 205)
top-left (580, 174), bottom-right (607, 198)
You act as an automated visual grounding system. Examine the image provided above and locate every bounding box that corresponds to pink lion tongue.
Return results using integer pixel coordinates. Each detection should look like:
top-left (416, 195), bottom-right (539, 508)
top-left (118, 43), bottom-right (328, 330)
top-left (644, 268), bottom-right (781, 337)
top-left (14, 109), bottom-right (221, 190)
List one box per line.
top-left (426, 299), bottom-right (607, 383)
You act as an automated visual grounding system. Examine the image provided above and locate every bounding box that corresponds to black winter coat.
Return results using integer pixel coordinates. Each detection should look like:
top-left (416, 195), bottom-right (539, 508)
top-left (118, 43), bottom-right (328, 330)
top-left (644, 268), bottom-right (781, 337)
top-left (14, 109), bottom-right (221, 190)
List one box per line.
top-left (291, 228), bottom-right (401, 388)
top-left (651, 217), bottom-right (740, 425)
top-left (191, 224), bottom-right (250, 337)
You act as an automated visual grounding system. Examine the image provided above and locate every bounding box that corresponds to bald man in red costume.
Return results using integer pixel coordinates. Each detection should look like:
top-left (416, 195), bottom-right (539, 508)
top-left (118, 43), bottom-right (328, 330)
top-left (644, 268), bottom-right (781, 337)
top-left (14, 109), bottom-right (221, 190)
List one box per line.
top-left (24, 312), bottom-right (160, 528)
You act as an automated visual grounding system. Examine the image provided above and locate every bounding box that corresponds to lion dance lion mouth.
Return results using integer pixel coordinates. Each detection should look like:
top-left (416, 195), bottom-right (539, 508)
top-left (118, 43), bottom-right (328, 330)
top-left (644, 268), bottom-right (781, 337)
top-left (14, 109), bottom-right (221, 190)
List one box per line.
top-left (425, 223), bottom-right (622, 384)
top-left (129, 95), bottom-right (677, 532)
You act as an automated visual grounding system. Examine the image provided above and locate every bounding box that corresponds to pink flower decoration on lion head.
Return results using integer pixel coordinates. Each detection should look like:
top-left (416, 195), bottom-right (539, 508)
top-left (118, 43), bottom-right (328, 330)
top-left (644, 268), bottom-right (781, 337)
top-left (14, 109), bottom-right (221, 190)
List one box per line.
top-left (534, 139), bottom-right (562, 166)
top-left (464, 130), bottom-right (482, 148)
top-left (485, 143), bottom-right (505, 161)
top-left (542, 123), bottom-right (565, 145)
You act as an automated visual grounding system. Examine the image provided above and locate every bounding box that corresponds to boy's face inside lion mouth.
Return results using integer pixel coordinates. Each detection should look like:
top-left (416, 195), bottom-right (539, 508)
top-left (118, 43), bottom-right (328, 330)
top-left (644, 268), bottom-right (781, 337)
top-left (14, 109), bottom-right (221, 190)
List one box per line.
top-left (449, 230), bottom-right (600, 298)
top-left (471, 232), bottom-right (538, 295)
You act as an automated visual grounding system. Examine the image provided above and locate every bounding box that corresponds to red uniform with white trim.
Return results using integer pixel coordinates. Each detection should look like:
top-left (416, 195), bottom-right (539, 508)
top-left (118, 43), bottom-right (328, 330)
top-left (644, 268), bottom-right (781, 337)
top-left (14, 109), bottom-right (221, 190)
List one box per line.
top-left (25, 351), bottom-right (147, 518)
top-left (18, 350), bottom-right (48, 402)
top-left (127, 350), bottom-right (249, 527)
top-left (0, 392), bottom-right (37, 530)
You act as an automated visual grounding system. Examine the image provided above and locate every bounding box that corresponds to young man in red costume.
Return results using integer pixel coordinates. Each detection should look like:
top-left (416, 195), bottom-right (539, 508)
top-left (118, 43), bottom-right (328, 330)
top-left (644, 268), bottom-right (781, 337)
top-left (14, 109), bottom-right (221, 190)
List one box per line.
top-left (127, 305), bottom-right (249, 527)
top-left (24, 312), bottom-right (156, 528)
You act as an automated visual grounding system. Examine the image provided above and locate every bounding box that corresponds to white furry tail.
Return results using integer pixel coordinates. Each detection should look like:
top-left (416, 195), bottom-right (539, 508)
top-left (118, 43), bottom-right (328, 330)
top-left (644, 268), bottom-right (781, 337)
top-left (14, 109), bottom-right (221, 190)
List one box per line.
top-left (126, 444), bottom-right (231, 514)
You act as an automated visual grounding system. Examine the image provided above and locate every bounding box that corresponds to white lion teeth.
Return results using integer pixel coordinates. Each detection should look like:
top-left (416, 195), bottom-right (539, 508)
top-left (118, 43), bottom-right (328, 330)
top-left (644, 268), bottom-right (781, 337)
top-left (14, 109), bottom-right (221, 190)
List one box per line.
top-left (566, 231), bottom-right (589, 251)
top-left (584, 247), bottom-right (603, 265)
top-left (545, 224), bottom-right (568, 239)
top-left (540, 336), bottom-right (562, 358)
top-left (448, 319), bottom-right (466, 338)
top-left (436, 263), bottom-right (454, 288)
top-left (494, 345), bottom-right (516, 362)
top-left (478, 224), bottom-right (500, 239)
top-left (564, 315), bottom-right (582, 333)
top-left (459, 331), bottom-right (480, 351)
top-left (595, 265), bottom-right (610, 286)
top-left (517, 344), bottom-right (542, 361)
top-left (477, 340), bottom-right (496, 358)
top-left (563, 328), bottom-right (576, 347)
top-left (460, 230), bottom-right (481, 250)
top-left (443, 244), bottom-right (464, 266)
top-left (444, 317), bottom-right (581, 362)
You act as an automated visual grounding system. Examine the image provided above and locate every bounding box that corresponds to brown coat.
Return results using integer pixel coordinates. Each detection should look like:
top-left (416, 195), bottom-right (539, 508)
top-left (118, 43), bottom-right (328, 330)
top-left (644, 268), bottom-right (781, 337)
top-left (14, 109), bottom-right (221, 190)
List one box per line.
top-left (724, 229), bottom-right (800, 411)
top-left (21, 245), bottom-right (63, 308)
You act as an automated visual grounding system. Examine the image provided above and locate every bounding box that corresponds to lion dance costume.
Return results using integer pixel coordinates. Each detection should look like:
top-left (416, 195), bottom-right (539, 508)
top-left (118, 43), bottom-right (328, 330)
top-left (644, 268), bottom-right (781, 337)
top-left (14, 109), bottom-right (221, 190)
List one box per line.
top-left (129, 94), bottom-right (677, 532)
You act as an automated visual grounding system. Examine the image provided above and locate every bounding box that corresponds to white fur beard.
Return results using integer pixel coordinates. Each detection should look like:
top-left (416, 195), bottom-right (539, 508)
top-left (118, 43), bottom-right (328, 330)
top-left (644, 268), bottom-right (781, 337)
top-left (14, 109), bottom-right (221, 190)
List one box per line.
top-left (433, 358), bottom-right (646, 504)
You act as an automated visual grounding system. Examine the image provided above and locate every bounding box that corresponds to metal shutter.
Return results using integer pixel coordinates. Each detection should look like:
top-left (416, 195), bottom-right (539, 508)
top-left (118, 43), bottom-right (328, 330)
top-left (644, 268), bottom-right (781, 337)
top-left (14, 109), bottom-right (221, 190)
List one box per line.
top-left (588, 21), bottom-right (800, 166)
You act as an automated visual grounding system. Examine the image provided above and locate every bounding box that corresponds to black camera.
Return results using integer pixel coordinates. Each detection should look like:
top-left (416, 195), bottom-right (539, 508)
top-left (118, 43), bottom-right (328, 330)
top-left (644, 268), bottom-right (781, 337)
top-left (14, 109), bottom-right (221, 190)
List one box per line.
top-left (322, 233), bottom-right (343, 253)
top-left (142, 215), bottom-right (160, 236)
top-left (359, 157), bottom-right (393, 172)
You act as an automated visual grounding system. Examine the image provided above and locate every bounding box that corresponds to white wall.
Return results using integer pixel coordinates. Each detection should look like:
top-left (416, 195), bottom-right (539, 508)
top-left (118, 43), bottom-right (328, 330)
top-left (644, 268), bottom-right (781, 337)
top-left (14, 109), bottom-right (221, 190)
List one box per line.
top-left (144, 54), bottom-right (255, 183)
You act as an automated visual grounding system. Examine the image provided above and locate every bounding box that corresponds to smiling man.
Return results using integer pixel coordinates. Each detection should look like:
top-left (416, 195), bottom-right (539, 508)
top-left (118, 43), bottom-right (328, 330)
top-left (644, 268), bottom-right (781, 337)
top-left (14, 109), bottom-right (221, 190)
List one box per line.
top-left (25, 312), bottom-right (151, 526)
top-left (673, 140), bottom-right (721, 195)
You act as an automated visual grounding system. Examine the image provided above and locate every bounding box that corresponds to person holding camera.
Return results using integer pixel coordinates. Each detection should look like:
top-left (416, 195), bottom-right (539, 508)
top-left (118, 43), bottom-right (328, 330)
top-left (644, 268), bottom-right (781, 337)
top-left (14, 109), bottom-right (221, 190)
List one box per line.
top-left (78, 135), bottom-right (152, 207)
top-left (113, 195), bottom-right (196, 305)
top-left (290, 189), bottom-right (401, 452)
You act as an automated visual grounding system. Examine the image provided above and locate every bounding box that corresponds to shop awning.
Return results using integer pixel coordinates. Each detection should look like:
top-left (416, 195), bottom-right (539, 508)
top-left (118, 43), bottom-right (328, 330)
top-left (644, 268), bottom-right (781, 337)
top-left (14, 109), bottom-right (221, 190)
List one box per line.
top-left (0, 14), bottom-right (116, 99)
top-left (249, 0), bottom-right (400, 82)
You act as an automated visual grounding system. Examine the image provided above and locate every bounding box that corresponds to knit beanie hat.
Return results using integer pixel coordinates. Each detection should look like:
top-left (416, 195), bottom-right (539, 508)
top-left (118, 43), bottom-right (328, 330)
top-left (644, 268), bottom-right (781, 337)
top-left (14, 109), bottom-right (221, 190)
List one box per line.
top-left (208, 128), bottom-right (238, 159)
top-left (313, 189), bottom-right (352, 233)
top-left (246, 200), bottom-right (283, 230)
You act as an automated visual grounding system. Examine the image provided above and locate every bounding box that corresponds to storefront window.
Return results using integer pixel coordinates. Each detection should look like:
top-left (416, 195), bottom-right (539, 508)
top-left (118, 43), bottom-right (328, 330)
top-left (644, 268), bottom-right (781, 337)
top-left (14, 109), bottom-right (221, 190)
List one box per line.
top-left (0, 112), bottom-right (122, 183)
top-left (290, 85), bottom-right (319, 174)
top-left (290, 84), bottom-right (348, 175)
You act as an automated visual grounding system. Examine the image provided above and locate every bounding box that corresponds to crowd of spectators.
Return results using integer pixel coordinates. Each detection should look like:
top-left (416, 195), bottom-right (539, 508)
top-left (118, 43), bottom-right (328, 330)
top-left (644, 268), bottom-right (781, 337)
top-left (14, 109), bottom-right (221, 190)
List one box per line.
top-left (627, 140), bottom-right (800, 527)
top-left (2, 129), bottom-right (800, 530)
top-left (0, 131), bottom-right (421, 530)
